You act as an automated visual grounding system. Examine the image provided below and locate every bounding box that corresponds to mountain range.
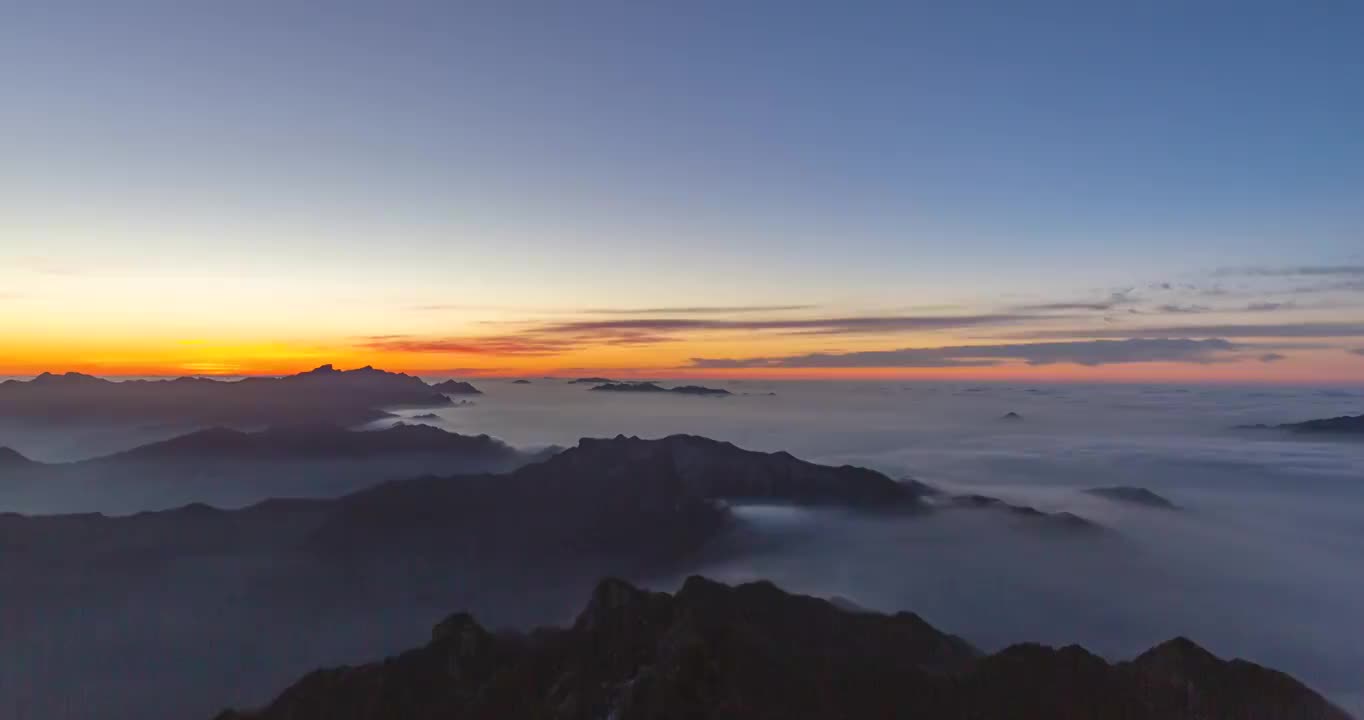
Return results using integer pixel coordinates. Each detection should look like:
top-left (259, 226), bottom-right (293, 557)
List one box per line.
top-left (216, 575), bottom-right (1351, 720)
top-left (0, 423), bottom-right (548, 514)
top-left (0, 365), bottom-right (453, 427)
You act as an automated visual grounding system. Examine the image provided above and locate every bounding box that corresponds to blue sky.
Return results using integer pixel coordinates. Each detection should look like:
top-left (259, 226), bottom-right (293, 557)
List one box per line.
top-left (1, 1), bottom-right (1362, 378)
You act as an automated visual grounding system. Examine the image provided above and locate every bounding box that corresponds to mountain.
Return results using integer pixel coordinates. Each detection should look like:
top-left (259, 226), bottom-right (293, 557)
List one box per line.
top-left (215, 575), bottom-right (1351, 720)
top-left (1000, 411), bottom-right (1023, 421)
top-left (1, 434), bottom-right (1111, 719)
top-left (1085, 486), bottom-right (1179, 509)
top-left (429, 379), bottom-right (482, 395)
top-left (0, 364), bottom-right (452, 427)
top-left (109, 423), bottom-right (517, 460)
top-left (0, 446), bottom-right (35, 467)
top-left (1237, 414), bottom-right (1364, 436)
top-left (1277, 414), bottom-right (1364, 435)
top-left (591, 382), bottom-right (732, 396)
top-left (0, 424), bottom-right (548, 515)
top-left (947, 493), bottom-right (1098, 531)
top-left (670, 384), bottom-right (732, 396)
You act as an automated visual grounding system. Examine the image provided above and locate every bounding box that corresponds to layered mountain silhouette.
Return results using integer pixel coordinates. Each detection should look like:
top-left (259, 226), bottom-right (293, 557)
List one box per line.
top-left (0, 434), bottom-right (1133, 719)
top-left (429, 379), bottom-right (482, 395)
top-left (0, 364), bottom-right (452, 427)
top-left (591, 382), bottom-right (731, 396)
top-left (215, 575), bottom-right (1350, 720)
top-left (0, 424), bottom-right (547, 514)
top-left (1239, 413), bottom-right (1364, 436)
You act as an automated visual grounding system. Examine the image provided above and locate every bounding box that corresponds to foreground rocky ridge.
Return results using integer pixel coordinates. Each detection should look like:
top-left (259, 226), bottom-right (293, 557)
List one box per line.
top-left (217, 576), bottom-right (1351, 720)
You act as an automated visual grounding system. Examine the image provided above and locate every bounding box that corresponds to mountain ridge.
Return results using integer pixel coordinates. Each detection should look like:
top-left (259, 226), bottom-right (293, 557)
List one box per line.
top-left (214, 575), bottom-right (1352, 720)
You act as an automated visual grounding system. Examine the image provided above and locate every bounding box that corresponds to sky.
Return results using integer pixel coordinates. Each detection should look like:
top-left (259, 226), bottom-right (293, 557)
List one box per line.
top-left (1, 1), bottom-right (1362, 381)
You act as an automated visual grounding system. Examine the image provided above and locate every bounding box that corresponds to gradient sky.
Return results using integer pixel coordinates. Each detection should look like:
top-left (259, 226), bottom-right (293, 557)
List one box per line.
top-left (2, 1), bottom-right (1362, 381)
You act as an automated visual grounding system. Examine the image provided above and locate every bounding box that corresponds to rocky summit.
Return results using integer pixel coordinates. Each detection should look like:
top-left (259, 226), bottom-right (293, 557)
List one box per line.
top-left (216, 575), bottom-right (1352, 720)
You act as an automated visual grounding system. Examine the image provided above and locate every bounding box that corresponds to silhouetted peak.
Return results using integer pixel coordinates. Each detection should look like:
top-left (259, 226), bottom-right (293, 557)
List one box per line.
top-left (430, 379), bottom-right (482, 394)
top-left (301, 364), bottom-right (337, 375)
top-left (29, 370), bottom-right (108, 386)
top-left (1000, 411), bottom-right (1023, 421)
top-left (430, 612), bottom-right (486, 645)
top-left (1134, 636), bottom-right (1219, 668)
top-left (575, 577), bottom-right (661, 632)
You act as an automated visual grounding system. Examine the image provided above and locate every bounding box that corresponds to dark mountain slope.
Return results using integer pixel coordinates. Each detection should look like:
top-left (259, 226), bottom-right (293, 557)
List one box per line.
top-left (217, 576), bottom-right (1351, 720)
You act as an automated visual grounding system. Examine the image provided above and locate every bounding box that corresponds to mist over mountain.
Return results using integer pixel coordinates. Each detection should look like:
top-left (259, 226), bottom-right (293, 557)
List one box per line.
top-left (0, 433), bottom-right (1117, 719)
top-left (2, 377), bottom-right (1362, 718)
top-left (0, 423), bottom-right (551, 514)
top-left (1239, 413), bottom-right (1364, 436)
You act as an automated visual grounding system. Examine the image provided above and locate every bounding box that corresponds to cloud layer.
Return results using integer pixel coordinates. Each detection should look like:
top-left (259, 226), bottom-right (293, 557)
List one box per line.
top-left (690, 338), bottom-right (1241, 369)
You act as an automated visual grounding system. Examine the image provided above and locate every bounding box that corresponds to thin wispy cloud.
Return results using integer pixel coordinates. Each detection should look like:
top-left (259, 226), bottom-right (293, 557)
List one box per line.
top-left (358, 336), bottom-right (575, 356)
top-left (1245, 301), bottom-right (1295, 312)
top-left (1003, 323), bottom-right (1364, 340)
top-left (533, 314), bottom-right (1047, 337)
top-left (1218, 265), bottom-right (1364, 277)
top-left (690, 338), bottom-right (1242, 369)
top-left (581, 305), bottom-right (817, 315)
top-left (1010, 290), bottom-right (1137, 313)
top-left (1155, 304), bottom-right (1211, 314)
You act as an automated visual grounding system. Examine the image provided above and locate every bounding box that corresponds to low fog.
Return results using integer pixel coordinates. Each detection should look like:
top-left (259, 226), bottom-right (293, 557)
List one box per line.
top-left (1, 379), bottom-right (1361, 717)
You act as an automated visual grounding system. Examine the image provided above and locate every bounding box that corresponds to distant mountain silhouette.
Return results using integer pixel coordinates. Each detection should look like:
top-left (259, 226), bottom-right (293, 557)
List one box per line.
top-left (0, 424), bottom-right (548, 515)
top-left (511, 379), bottom-right (532, 384)
top-left (1085, 486), bottom-right (1179, 510)
top-left (429, 379), bottom-right (482, 395)
top-left (215, 575), bottom-right (1350, 720)
top-left (1000, 411), bottom-right (1023, 421)
top-left (107, 423), bottom-right (513, 461)
top-left (948, 493), bottom-right (1098, 531)
top-left (568, 376), bottom-right (616, 384)
top-left (1239, 414), bottom-right (1364, 436)
top-left (0, 364), bottom-right (451, 426)
top-left (591, 382), bottom-right (731, 396)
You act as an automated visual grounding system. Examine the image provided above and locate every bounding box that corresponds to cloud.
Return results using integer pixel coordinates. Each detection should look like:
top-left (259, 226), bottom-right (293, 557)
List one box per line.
top-left (409, 303), bottom-right (819, 315)
top-left (1219, 265), bottom-right (1364, 277)
top-left (1351, 349), bottom-right (1364, 357)
top-left (358, 336), bottom-right (574, 356)
top-left (1003, 323), bottom-right (1364, 340)
top-left (534, 314), bottom-right (1045, 338)
top-left (1245, 301), bottom-right (1295, 312)
top-left (1258, 353), bottom-right (1287, 363)
top-left (689, 338), bottom-right (1242, 369)
top-left (1011, 290), bottom-right (1140, 313)
top-left (581, 305), bottom-right (817, 315)
top-left (1155, 304), bottom-right (1210, 314)
top-left (1010, 302), bottom-right (1117, 312)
